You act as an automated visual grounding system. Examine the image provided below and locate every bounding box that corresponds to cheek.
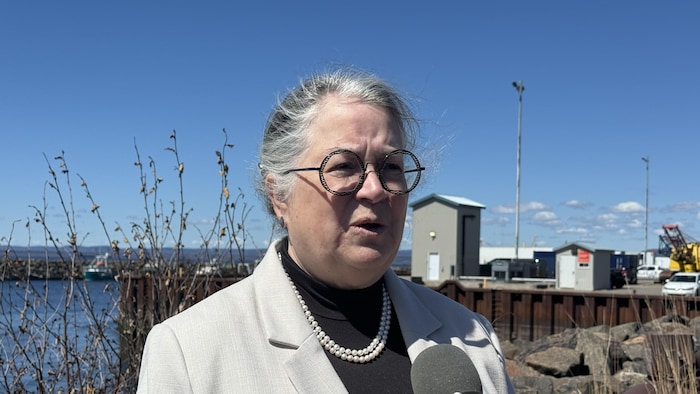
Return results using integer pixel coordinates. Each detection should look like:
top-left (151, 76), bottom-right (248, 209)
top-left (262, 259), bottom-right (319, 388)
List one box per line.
top-left (390, 198), bottom-right (409, 227)
top-left (289, 189), bottom-right (344, 225)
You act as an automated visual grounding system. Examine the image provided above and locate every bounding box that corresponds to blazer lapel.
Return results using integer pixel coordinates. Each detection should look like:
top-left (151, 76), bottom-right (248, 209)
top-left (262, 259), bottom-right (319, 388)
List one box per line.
top-left (253, 241), bottom-right (347, 393)
top-left (284, 336), bottom-right (347, 393)
top-left (383, 271), bottom-right (443, 361)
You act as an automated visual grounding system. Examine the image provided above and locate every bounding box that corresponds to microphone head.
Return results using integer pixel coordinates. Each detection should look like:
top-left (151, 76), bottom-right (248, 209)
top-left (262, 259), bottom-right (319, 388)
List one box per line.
top-left (410, 344), bottom-right (482, 394)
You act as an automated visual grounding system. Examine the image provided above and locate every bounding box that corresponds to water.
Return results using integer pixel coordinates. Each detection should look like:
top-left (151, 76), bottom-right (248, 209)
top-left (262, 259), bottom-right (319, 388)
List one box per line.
top-left (0, 250), bottom-right (411, 391)
top-left (0, 279), bottom-right (121, 392)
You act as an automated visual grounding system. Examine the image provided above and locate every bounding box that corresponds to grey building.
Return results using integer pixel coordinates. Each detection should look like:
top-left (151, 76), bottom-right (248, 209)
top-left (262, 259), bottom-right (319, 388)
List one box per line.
top-left (410, 194), bottom-right (485, 284)
top-left (555, 243), bottom-right (613, 290)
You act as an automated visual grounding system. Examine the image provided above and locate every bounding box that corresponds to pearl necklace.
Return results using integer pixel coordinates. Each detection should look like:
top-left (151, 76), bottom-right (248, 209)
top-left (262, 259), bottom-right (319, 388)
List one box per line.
top-left (281, 254), bottom-right (392, 363)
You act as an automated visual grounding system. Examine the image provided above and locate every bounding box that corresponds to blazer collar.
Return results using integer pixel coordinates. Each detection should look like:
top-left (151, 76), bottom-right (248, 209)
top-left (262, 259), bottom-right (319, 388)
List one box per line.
top-left (383, 270), bottom-right (443, 361)
top-left (252, 240), bottom-right (347, 392)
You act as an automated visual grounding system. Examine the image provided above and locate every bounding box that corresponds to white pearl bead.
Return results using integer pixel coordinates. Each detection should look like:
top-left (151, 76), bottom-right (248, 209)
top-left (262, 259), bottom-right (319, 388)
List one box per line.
top-left (282, 262), bottom-right (391, 364)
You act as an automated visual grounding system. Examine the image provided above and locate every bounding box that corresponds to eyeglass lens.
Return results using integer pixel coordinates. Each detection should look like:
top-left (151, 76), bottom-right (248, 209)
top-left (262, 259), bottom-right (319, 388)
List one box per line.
top-left (320, 150), bottom-right (421, 195)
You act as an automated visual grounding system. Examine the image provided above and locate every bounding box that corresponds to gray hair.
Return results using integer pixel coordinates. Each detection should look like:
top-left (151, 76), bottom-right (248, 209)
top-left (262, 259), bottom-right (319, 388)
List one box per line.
top-left (256, 68), bottom-right (418, 220)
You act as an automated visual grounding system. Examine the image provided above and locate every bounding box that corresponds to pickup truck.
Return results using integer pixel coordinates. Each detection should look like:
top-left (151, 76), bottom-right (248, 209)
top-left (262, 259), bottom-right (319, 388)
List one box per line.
top-left (636, 265), bottom-right (665, 283)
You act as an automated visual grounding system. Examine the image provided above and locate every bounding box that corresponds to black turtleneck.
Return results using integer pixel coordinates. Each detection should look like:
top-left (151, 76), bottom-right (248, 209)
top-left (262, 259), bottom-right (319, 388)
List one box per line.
top-left (278, 239), bottom-right (413, 393)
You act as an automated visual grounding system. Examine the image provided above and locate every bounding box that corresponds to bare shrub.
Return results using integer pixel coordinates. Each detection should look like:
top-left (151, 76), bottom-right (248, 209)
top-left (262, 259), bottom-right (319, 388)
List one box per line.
top-left (0, 129), bottom-right (259, 392)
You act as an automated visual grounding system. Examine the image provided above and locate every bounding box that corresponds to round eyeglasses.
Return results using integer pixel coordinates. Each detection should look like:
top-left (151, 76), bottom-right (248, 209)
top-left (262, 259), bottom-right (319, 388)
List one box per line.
top-left (283, 149), bottom-right (425, 196)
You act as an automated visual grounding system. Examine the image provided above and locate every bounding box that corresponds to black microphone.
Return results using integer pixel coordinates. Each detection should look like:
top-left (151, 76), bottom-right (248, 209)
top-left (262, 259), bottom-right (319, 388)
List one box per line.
top-left (410, 344), bottom-right (482, 394)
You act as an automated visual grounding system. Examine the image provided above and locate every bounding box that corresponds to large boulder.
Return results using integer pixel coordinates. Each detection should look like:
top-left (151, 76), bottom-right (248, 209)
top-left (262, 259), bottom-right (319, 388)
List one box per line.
top-left (575, 329), bottom-right (626, 378)
top-left (511, 375), bottom-right (554, 394)
top-left (501, 313), bottom-right (700, 393)
top-left (525, 347), bottom-right (585, 377)
top-left (551, 376), bottom-right (596, 394)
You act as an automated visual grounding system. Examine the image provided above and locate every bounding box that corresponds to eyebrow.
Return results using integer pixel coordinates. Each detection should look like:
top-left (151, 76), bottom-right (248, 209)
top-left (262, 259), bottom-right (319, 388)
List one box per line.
top-left (322, 147), bottom-right (404, 158)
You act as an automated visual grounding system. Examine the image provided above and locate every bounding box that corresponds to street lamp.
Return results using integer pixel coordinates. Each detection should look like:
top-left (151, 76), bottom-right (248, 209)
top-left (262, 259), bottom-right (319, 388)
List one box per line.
top-left (513, 81), bottom-right (525, 263)
top-left (642, 156), bottom-right (649, 263)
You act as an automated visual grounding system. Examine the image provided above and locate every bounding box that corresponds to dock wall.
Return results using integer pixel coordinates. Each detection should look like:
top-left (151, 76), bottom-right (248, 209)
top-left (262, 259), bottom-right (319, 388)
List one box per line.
top-left (121, 276), bottom-right (695, 342)
top-left (435, 280), bottom-right (696, 341)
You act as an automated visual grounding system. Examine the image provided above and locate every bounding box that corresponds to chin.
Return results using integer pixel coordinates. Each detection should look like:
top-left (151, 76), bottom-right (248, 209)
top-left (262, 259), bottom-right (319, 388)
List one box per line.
top-left (344, 263), bottom-right (393, 289)
top-left (353, 241), bottom-right (396, 257)
top-left (348, 249), bottom-right (395, 272)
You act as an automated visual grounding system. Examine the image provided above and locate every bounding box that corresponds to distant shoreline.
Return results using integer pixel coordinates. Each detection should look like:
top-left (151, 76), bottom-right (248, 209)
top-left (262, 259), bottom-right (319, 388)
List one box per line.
top-left (4, 247), bottom-right (411, 264)
top-left (1, 250), bottom-right (411, 281)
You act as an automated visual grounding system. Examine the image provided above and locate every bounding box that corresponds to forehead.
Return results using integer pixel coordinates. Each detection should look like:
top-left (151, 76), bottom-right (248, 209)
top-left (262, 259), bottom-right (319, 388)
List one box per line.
top-left (305, 96), bottom-right (404, 154)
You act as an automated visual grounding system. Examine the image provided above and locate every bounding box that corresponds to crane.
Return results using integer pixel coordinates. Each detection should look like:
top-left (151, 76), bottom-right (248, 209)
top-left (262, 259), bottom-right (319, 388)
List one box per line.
top-left (662, 224), bottom-right (700, 272)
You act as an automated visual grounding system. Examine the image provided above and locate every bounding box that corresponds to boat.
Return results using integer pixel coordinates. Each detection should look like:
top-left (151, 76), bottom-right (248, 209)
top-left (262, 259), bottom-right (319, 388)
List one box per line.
top-left (196, 258), bottom-right (221, 276)
top-left (83, 252), bottom-right (117, 281)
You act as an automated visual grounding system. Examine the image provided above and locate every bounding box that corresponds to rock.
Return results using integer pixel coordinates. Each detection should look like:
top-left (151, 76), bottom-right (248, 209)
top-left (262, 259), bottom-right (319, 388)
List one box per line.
top-left (622, 381), bottom-right (657, 394)
top-left (644, 313), bottom-right (688, 329)
top-left (621, 359), bottom-right (648, 375)
top-left (525, 347), bottom-right (584, 377)
top-left (505, 359), bottom-right (541, 378)
top-left (501, 339), bottom-right (526, 360)
top-left (611, 371), bottom-right (649, 393)
top-left (551, 376), bottom-right (595, 394)
top-left (621, 338), bottom-right (649, 363)
top-left (513, 328), bottom-right (579, 363)
top-left (610, 321), bottom-right (642, 342)
top-left (588, 324), bottom-right (612, 334)
top-left (576, 329), bottom-right (626, 378)
top-left (689, 316), bottom-right (700, 338)
top-left (511, 375), bottom-right (554, 393)
top-left (502, 313), bottom-right (700, 393)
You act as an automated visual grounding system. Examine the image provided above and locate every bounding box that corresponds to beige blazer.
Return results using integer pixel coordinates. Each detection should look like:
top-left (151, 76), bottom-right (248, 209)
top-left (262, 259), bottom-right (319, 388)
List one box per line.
top-left (137, 240), bottom-right (514, 393)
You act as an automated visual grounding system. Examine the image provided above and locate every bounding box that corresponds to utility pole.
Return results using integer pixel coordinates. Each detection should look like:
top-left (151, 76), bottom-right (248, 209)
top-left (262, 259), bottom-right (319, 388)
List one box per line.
top-left (642, 156), bottom-right (649, 264)
top-left (513, 81), bottom-right (525, 263)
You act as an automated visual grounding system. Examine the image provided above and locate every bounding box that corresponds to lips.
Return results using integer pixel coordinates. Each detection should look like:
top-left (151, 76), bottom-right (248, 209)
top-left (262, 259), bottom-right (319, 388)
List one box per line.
top-left (351, 218), bottom-right (385, 232)
top-left (358, 222), bottom-right (382, 231)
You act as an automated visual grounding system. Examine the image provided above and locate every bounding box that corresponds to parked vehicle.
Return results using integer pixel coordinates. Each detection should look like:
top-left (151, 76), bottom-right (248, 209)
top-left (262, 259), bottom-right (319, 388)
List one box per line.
top-left (610, 270), bottom-right (626, 289)
top-left (661, 272), bottom-right (700, 296)
top-left (636, 265), bottom-right (665, 283)
top-left (610, 252), bottom-right (638, 285)
top-left (659, 269), bottom-right (675, 283)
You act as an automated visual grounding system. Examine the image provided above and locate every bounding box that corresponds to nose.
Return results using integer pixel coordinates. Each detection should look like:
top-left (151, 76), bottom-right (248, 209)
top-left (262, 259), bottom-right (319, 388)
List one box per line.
top-left (355, 164), bottom-right (386, 202)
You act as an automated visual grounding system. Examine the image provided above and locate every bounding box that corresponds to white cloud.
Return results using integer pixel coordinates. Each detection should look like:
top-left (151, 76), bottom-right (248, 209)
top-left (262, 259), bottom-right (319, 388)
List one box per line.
top-left (482, 216), bottom-right (510, 226)
top-left (612, 201), bottom-right (644, 213)
top-left (564, 200), bottom-right (592, 209)
top-left (522, 201), bottom-right (548, 212)
top-left (627, 219), bottom-right (642, 228)
top-left (533, 211), bottom-right (558, 221)
top-left (490, 201), bottom-right (548, 214)
top-left (598, 213), bottom-right (618, 222)
top-left (491, 205), bottom-right (514, 214)
top-left (532, 211), bottom-right (561, 229)
top-left (556, 227), bottom-right (589, 235)
top-left (669, 201), bottom-right (700, 212)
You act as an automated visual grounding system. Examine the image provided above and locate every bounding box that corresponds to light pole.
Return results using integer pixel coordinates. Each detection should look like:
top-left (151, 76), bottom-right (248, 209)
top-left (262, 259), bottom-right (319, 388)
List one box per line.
top-left (642, 156), bottom-right (649, 263)
top-left (513, 81), bottom-right (525, 263)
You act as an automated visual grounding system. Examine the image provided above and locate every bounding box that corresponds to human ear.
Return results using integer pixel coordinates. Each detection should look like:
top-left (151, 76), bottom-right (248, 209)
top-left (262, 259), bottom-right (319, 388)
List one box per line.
top-left (266, 174), bottom-right (288, 220)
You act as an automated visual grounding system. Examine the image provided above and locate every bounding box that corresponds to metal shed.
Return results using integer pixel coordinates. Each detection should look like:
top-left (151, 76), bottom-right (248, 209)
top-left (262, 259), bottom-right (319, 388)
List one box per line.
top-left (410, 194), bottom-right (485, 284)
top-left (555, 242), bottom-right (613, 290)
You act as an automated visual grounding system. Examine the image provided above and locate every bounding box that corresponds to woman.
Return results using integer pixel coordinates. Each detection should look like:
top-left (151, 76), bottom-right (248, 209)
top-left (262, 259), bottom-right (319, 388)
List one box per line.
top-left (137, 68), bottom-right (514, 393)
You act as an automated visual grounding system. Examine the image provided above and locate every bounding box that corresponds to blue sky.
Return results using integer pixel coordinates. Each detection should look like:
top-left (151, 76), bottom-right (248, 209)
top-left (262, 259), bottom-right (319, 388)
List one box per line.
top-left (2, 1), bottom-right (698, 254)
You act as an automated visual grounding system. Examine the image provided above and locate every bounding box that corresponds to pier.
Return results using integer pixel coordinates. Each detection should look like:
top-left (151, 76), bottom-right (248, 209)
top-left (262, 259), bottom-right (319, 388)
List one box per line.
top-left (119, 275), bottom-right (689, 342)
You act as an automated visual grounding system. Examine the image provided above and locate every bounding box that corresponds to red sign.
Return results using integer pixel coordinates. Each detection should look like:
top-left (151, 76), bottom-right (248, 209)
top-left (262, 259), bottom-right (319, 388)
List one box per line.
top-left (578, 250), bottom-right (590, 263)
